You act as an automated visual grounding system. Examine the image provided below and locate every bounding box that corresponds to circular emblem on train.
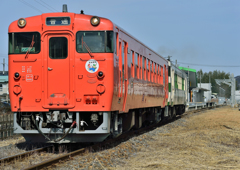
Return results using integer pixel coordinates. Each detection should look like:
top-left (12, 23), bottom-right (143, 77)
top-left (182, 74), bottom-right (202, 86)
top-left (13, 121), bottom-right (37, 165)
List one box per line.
top-left (85, 59), bottom-right (99, 73)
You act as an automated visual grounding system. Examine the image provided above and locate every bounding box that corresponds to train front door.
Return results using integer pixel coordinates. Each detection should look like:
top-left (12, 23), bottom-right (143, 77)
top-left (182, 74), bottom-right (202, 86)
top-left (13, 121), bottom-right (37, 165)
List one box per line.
top-left (43, 33), bottom-right (73, 107)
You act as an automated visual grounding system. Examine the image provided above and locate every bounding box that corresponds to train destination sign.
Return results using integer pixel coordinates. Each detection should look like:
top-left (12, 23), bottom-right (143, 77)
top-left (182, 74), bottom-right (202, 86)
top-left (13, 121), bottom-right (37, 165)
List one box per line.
top-left (46, 17), bottom-right (70, 26)
top-left (21, 47), bottom-right (35, 52)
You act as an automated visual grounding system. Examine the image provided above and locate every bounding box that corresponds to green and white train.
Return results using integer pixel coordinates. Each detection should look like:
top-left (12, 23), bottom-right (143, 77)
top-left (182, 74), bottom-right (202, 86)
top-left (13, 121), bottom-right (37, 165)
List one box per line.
top-left (164, 59), bottom-right (188, 118)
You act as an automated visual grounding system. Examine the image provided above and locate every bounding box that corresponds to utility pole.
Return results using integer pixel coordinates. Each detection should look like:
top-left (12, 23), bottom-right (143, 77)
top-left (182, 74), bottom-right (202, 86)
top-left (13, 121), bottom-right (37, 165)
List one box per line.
top-left (209, 73), bottom-right (210, 84)
top-left (2, 58), bottom-right (5, 75)
top-left (200, 71), bottom-right (201, 88)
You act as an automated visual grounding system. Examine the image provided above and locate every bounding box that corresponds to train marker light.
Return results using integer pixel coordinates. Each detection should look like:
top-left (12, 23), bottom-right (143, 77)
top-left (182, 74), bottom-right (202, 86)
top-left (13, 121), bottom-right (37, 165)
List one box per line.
top-left (98, 71), bottom-right (104, 78)
top-left (90, 16), bottom-right (100, 26)
top-left (14, 72), bottom-right (20, 79)
top-left (18, 18), bottom-right (26, 28)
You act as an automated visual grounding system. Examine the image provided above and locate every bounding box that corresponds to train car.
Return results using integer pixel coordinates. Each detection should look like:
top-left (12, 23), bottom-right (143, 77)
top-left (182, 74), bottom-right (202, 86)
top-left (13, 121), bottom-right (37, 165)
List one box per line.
top-left (166, 59), bottom-right (187, 118)
top-left (9, 5), bottom-right (170, 143)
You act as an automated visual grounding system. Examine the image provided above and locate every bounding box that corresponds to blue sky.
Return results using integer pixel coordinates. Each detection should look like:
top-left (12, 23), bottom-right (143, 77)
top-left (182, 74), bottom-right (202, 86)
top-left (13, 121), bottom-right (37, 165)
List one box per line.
top-left (1, 0), bottom-right (239, 76)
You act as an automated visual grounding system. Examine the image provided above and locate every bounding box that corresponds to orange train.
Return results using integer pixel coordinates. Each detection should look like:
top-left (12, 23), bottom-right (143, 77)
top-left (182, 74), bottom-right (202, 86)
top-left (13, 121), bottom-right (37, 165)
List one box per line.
top-left (9, 5), bottom-right (185, 143)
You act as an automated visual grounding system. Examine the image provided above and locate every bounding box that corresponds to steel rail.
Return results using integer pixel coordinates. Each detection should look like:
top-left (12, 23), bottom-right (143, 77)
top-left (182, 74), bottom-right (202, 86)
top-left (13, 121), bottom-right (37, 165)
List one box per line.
top-left (0, 145), bottom-right (53, 164)
top-left (24, 148), bottom-right (86, 170)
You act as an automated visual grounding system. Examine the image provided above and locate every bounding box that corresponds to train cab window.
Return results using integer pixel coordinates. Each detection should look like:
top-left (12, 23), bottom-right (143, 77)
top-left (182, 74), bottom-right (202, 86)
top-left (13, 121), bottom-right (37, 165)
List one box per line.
top-left (8, 32), bottom-right (40, 54)
top-left (49, 37), bottom-right (68, 59)
top-left (76, 31), bottom-right (113, 53)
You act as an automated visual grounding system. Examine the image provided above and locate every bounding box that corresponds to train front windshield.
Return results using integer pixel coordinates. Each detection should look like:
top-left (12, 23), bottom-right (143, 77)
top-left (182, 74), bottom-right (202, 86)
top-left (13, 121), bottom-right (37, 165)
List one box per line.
top-left (76, 31), bottom-right (114, 53)
top-left (8, 32), bottom-right (41, 54)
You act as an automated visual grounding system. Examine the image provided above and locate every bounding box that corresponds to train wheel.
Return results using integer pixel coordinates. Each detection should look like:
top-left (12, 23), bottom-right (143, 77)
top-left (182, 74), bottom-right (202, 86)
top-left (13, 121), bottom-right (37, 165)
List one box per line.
top-left (172, 106), bottom-right (176, 119)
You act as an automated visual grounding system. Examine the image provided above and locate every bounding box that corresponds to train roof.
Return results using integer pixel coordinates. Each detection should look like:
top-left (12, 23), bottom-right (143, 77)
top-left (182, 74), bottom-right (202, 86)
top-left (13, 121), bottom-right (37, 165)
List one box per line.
top-left (179, 67), bottom-right (196, 73)
top-left (8, 11), bottom-right (166, 62)
top-left (113, 24), bottom-right (166, 62)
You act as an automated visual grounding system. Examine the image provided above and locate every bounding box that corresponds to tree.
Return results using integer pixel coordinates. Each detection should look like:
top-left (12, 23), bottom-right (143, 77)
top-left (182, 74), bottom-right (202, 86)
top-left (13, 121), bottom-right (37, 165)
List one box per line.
top-left (197, 70), bottom-right (231, 98)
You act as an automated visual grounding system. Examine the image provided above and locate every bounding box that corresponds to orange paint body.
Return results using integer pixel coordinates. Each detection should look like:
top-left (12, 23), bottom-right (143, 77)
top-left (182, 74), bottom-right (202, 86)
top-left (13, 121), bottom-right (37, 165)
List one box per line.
top-left (9, 12), bottom-right (168, 114)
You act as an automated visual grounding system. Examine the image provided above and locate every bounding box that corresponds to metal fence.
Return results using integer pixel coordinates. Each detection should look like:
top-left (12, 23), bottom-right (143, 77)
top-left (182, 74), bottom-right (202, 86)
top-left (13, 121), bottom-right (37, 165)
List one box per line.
top-left (0, 113), bottom-right (15, 139)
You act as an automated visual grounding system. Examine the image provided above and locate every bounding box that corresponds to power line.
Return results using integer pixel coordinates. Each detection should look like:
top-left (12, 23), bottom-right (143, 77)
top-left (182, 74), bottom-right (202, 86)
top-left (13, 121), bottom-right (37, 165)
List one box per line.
top-left (40, 0), bottom-right (58, 12)
top-left (177, 61), bottom-right (240, 68)
top-left (19, 0), bottom-right (43, 13)
top-left (34, 0), bottom-right (55, 12)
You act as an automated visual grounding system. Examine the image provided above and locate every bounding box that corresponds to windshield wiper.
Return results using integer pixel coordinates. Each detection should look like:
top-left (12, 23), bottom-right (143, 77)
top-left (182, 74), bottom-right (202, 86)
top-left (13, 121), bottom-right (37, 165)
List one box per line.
top-left (82, 36), bottom-right (94, 58)
top-left (25, 35), bottom-right (35, 59)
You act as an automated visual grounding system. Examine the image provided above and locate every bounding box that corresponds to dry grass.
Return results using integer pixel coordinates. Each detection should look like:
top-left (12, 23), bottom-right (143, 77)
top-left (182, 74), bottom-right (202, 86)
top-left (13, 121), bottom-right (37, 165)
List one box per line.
top-left (118, 106), bottom-right (240, 170)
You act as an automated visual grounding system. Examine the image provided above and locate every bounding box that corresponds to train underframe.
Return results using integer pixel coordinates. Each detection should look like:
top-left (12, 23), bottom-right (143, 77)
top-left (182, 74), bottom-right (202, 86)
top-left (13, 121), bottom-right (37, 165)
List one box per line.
top-left (14, 105), bottom-right (185, 143)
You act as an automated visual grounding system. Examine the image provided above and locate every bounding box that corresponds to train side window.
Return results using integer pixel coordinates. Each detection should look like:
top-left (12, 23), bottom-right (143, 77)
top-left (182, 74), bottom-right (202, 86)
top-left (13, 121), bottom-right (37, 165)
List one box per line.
top-left (182, 78), bottom-right (184, 90)
top-left (152, 62), bottom-right (154, 82)
top-left (158, 65), bottom-right (160, 84)
top-left (156, 64), bottom-right (158, 83)
top-left (116, 33), bottom-right (119, 56)
top-left (160, 66), bottom-right (163, 84)
top-left (174, 74), bottom-right (178, 89)
top-left (143, 57), bottom-right (146, 80)
top-left (122, 42), bottom-right (125, 82)
top-left (163, 66), bottom-right (165, 85)
top-left (49, 37), bottom-right (68, 59)
top-left (139, 55), bottom-right (142, 79)
top-left (106, 31), bottom-right (114, 52)
top-left (131, 50), bottom-right (134, 77)
top-left (150, 61), bottom-right (152, 82)
top-left (135, 52), bottom-right (139, 78)
top-left (147, 59), bottom-right (150, 81)
top-left (154, 62), bottom-right (156, 83)
top-left (114, 32), bottom-right (117, 54)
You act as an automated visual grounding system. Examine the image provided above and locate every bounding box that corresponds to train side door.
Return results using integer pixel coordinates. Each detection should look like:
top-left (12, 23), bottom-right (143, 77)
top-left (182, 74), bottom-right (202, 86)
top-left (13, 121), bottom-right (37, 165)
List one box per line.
top-left (43, 33), bottom-right (73, 107)
top-left (118, 39), bottom-right (128, 112)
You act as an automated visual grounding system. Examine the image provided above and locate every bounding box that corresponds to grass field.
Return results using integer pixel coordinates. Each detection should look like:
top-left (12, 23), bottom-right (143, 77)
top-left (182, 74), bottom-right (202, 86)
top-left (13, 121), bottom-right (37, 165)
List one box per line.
top-left (119, 106), bottom-right (240, 169)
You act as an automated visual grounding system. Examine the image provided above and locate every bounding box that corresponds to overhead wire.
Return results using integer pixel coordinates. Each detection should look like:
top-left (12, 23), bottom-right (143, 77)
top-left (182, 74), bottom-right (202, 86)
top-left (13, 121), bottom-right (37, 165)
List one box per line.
top-left (34, 0), bottom-right (55, 12)
top-left (165, 56), bottom-right (240, 68)
top-left (177, 61), bottom-right (240, 68)
top-left (19, 0), bottom-right (43, 13)
top-left (40, 0), bottom-right (58, 12)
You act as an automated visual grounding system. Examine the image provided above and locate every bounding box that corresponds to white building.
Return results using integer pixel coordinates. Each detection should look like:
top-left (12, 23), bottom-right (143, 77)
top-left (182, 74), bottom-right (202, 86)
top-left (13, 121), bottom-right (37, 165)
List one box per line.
top-left (0, 71), bottom-right (9, 102)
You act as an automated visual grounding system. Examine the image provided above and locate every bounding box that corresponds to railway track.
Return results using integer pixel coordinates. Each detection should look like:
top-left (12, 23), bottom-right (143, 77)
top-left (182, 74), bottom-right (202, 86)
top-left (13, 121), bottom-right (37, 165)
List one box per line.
top-left (0, 105), bottom-right (224, 169)
top-left (0, 145), bottom-right (54, 164)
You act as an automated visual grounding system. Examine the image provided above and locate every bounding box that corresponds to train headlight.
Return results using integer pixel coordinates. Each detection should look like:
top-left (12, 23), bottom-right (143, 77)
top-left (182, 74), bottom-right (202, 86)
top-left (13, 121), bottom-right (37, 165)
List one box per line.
top-left (90, 16), bottom-right (100, 26)
top-left (18, 18), bottom-right (26, 28)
